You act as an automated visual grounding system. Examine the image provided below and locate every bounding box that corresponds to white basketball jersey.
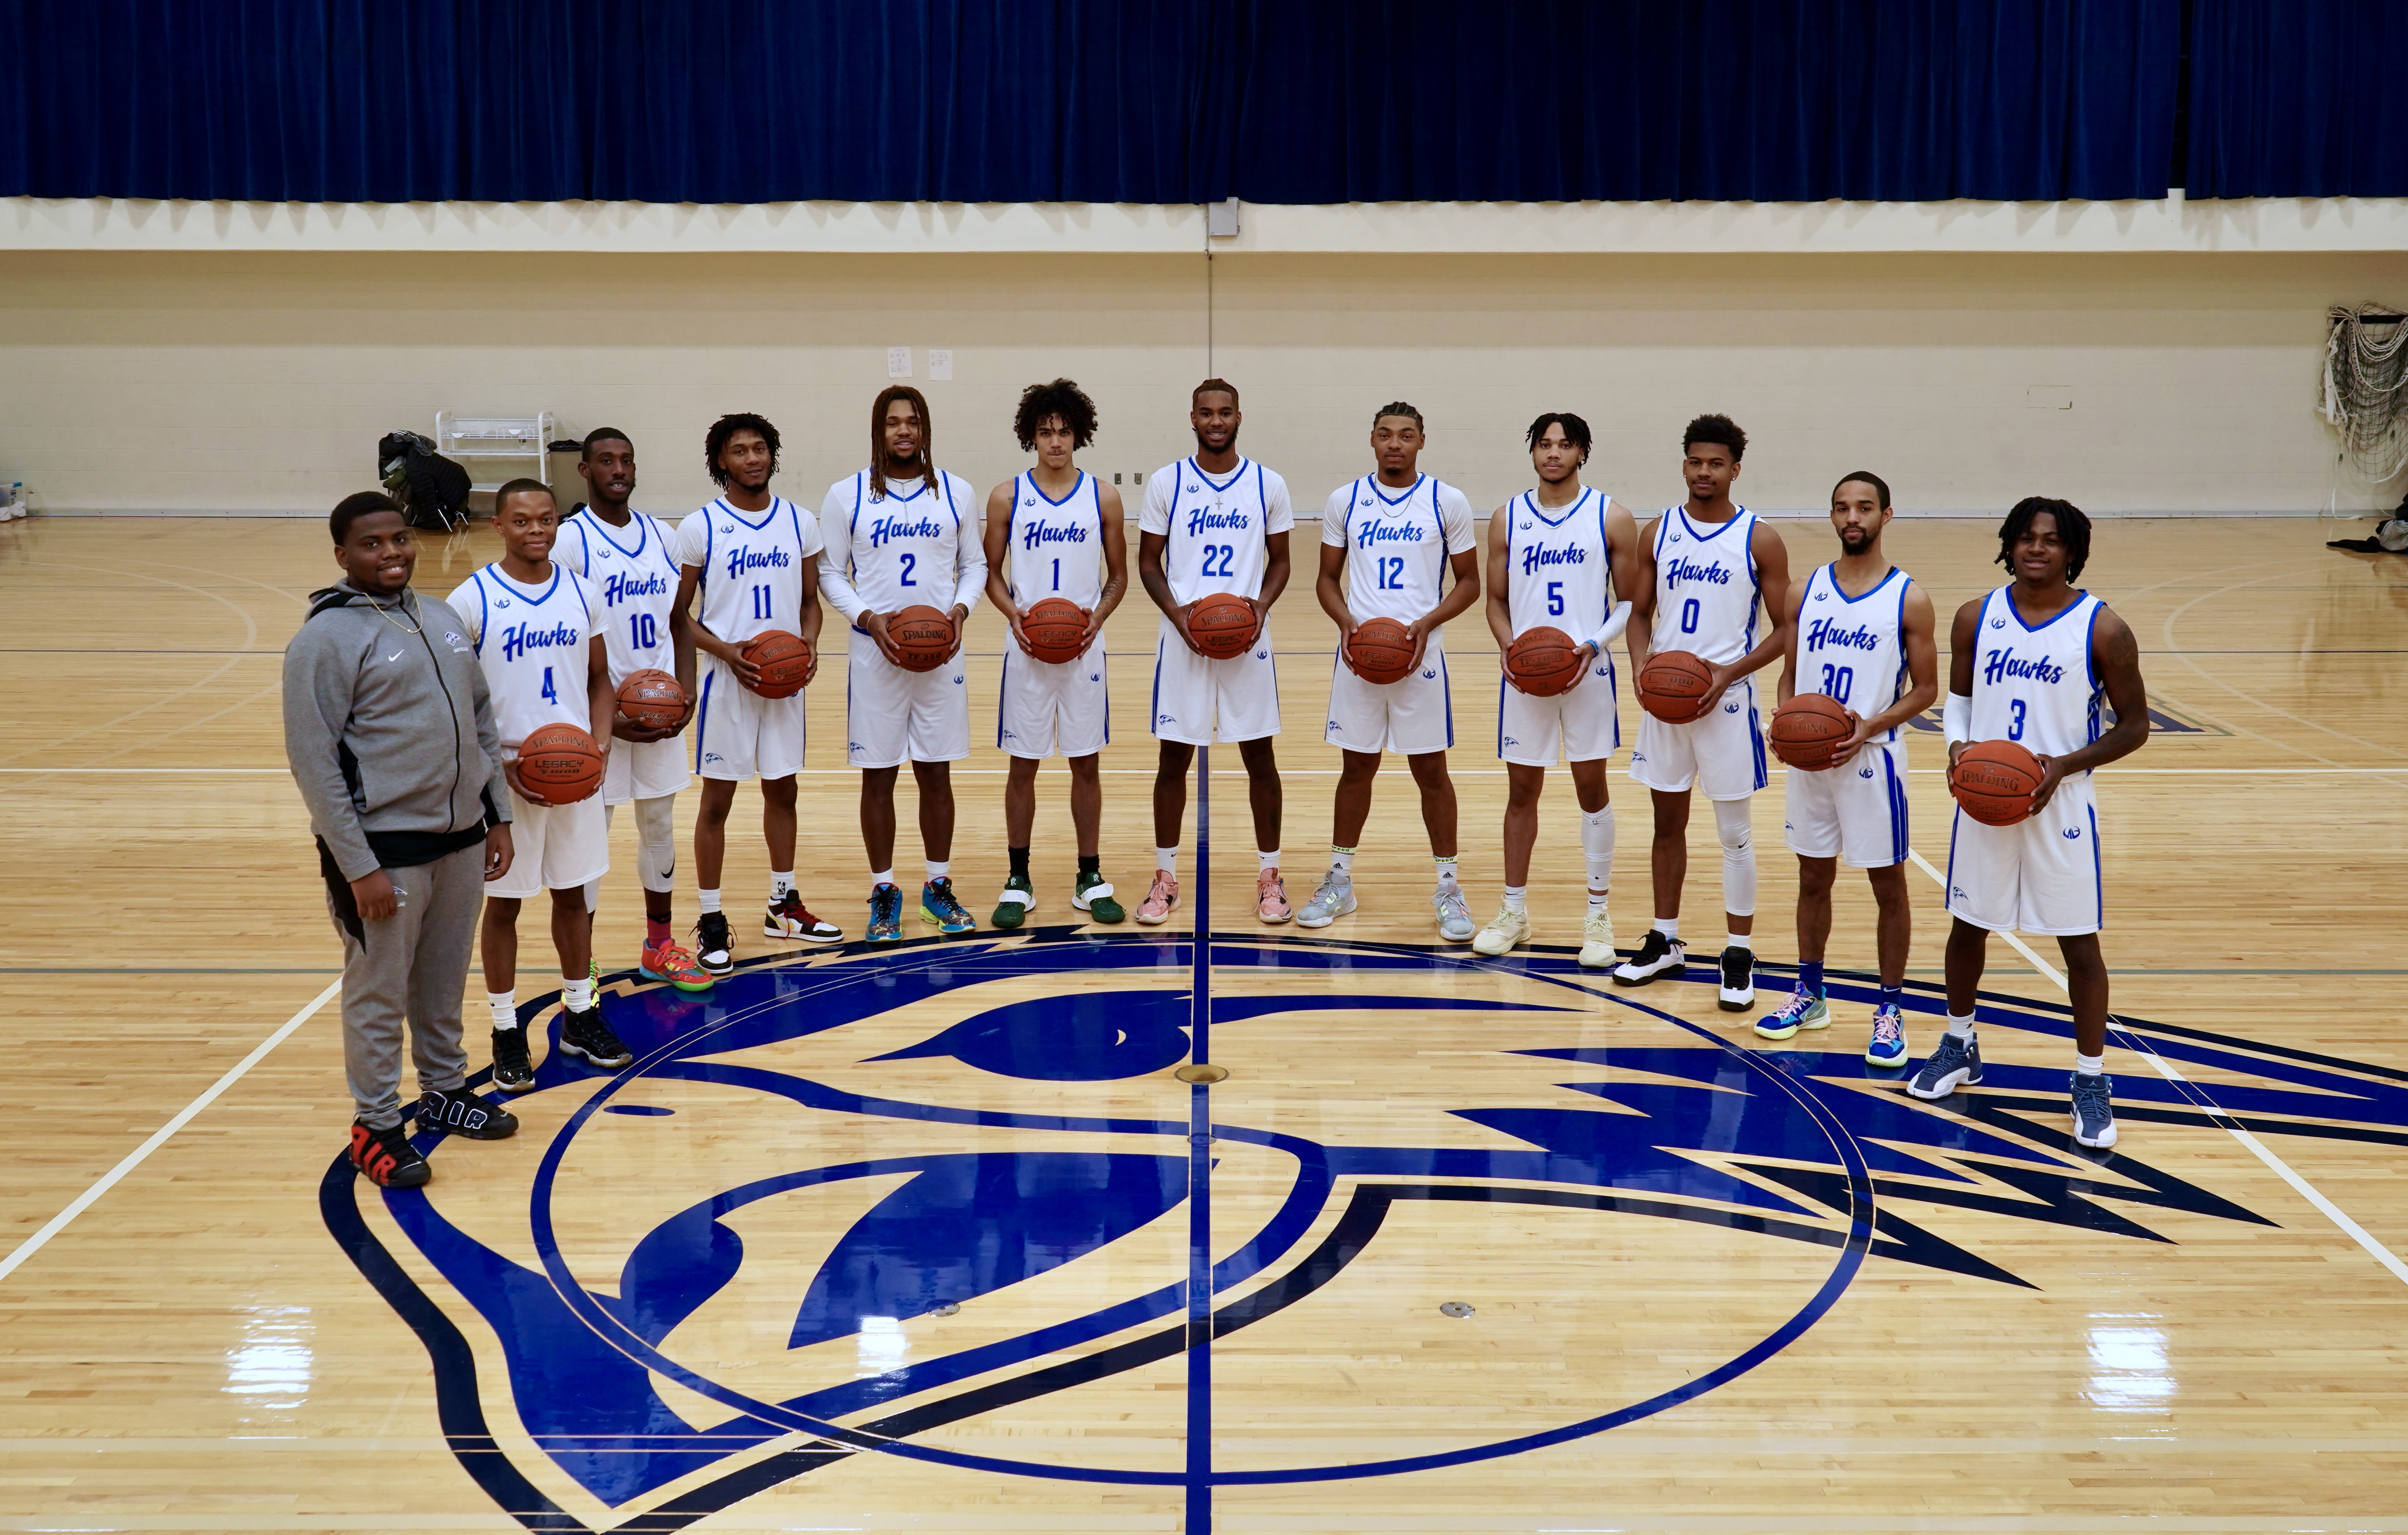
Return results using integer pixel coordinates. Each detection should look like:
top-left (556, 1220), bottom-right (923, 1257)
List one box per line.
top-left (1968, 586), bottom-right (2105, 769)
top-left (448, 563), bottom-right (604, 753)
top-left (672, 496), bottom-right (824, 649)
top-left (1504, 487), bottom-right (1614, 641)
top-left (559, 510), bottom-right (680, 686)
top-left (1146, 457), bottom-right (1293, 607)
top-left (1651, 506), bottom-right (1763, 666)
top-left (1797, 563), bottom-right (1914, 744)
top-left (827, 469), bottom-right (977, 614)
top-left (1004, 470), bottom-right (1104, 608)
top-left (1326, 474), bottom-right (1465, 628)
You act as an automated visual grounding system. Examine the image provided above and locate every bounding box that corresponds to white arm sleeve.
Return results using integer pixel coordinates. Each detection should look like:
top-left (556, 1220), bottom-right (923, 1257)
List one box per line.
top-left (948, 475), bottom-right (988, 616)
top-left (814, 484), bottom-right (868, 626)
top-left (1943, 690), bottom-right (1973, 746)
top-left (1587, 597), bottom-right (1632, 656)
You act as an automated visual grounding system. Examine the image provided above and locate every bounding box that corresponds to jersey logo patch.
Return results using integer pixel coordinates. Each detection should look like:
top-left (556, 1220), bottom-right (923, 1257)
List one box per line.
top-left (2063, 826), bottom-right (2083, 839)
top-left (1990, 616), bottom-right (2006, 629)
top-left (1723, 702), bottom-right (1740, 715)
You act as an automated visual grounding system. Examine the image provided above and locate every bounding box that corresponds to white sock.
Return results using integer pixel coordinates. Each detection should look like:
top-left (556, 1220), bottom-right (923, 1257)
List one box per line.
top-left (1155, 846), bottom-right (1179, 879)
top-left (1587, 886), bottom-right (1610, 914)
top-left (562, 976), bottom-right (595, 1013)
top-left (1725, 932), bottom-right (1750, 955)
top-left (1330, 845), bottom-right (1356, 878)
top-left (1433, 855), bottom-right (1460, 891)
top-left (1502, 885), bottom-right (1527, 913)
top-left (1258, 848), bottom-right (1280, 873)
top-left (2076, 1051), bottom-right (2105, 1077)
top-left (926, 860), bottom-right (950, 883)
top-left (770, 870), bottom-right (793, 901)
top-left (488, 992), bottom-right (518, 1032)
top-left (1580, 805), bottom-right (1616, 890)
top-left (1946, 1012), bottom-right (1976, 1041)
top-left (1653, 916), bottom-right (1679, 941)
top-left (698, 887), bottom-right (722, 915)
top-left (872, 868), bottom-right (896, 889)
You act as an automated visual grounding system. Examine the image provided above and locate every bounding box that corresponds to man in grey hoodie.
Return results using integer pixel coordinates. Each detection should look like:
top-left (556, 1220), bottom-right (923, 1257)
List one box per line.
top-left (283, 491), bottom-right (520, 1187)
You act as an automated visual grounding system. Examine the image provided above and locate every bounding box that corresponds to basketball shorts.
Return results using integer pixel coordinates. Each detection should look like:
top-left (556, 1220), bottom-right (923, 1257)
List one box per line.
top-left (1783, 738), bottom-right (1910, 869)
top-left (1629, 677), bottom-right (1769, 801)
top-left (1944, 773), bottom-right (2103, 937)
top-left (1323, 636), bottom-right (1454, 757)
top-left (691, 655), bottom-right (808, 782)
top-left (998, 641), bottom-right (1109, 760)
top-left (603, 735), bottom-right (690, 806)
top-left (848, 633), bottom-right (969, 769)
top-left (1498, 655), bottom-right (1620, 767)
top-left (489, 788), bottom-right (609, 899)
top-left (1150, 615), bottom-right (1279, 746)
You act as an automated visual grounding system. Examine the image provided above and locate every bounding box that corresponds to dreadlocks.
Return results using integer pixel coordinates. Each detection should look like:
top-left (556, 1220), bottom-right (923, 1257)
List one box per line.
top-left (870, 386), bottom-right (939, 502)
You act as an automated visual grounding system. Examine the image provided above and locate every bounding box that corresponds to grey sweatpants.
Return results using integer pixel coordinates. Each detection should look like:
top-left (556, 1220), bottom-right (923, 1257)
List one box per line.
top-left (331, 843), bottom-right (485, 1128)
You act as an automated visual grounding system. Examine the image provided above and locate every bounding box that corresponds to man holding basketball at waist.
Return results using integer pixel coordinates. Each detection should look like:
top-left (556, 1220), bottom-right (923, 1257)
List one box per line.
top-left (1754, 471), bottom-right (1937, 1067)
top-left (1473, 411), bottom-right (1638, 964)
top-left (1135, 379), bottom-right (1296, 925)
top-left (819, 385), bottom-right (985, 941)
top-left (1300, 402), bottom-right (1483, 940)
top-left (1615, 414), bottom-right (1792, 1011)
top-left (983, 379), bottom-right (1129, 928)
top-left (1911, 497), bottom-right (2148, 1150)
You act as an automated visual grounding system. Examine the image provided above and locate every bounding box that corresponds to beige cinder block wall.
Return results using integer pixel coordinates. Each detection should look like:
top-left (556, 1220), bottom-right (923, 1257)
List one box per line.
top-left (0, 249), bottom-right (2397, 517)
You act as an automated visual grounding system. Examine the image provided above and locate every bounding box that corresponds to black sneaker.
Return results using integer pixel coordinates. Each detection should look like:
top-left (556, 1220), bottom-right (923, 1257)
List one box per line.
top-left (1611, 928), bottom-right (1686, 986)
top-left (559, 1004), bottom-right (634, 1069)
top-left (416, 1086), bottom-right (519, 1140)
top-left (1716, 946), bottom-right (1755, 1012)
top-left (694, 911), bottom-right (736, 977)
top-left (348, 1119), bottom-right (430, 1188)
top-left (490, 1027), bottom-right (536, 1093)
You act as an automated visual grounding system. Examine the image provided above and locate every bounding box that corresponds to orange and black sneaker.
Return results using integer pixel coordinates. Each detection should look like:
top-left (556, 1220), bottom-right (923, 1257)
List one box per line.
top-left (348, 1120), bottom-right (430, 1188)
top-left (640, 935), bottom-right (714, 992)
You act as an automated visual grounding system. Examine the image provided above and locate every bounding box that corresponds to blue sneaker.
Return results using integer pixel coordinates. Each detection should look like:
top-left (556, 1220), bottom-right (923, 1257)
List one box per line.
top-left (1865, 1005), bottom-right (1908, 1068)
top-left (920, 877), bottom-right (975, 935)
top-left (1906, 1032), bottom-right (1983, 1099)
top-left (2070, 1071), bottom-right (2118, 1148)
top-left (1753, 985), bottom-right (1829, 1041)
top-left (866, 883), bottom-right (904, 942)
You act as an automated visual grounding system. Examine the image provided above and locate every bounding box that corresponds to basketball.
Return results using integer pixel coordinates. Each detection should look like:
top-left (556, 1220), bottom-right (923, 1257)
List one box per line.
top-left (515, 722), bottom-right (603, 804)
top-left (888, 605), bottom-right (957, 673)
top-left (1347, 616), bottom-right (1417, 685)
top-left (1505, 626), bottom-right (1583, 697)
top-left (1769, 692), bottom-right (1854, 770)
top-left (741, 630), bottom-right (813, 699)
top-left (1951, 739), bottom-right (2046, 826)
top-left (1187, 591), bottom-right (1260, 660)
top-left (615, 668), bottom-right (686, 731)
top-left (1637, 650), bottom-right (1717, 723)
top-left (1021, 596), bottom-right (1088, 664)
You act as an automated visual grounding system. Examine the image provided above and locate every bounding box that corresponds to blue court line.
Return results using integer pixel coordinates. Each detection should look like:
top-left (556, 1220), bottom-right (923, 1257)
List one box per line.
top-left (1187, 741), bottom-right (1213, 1533)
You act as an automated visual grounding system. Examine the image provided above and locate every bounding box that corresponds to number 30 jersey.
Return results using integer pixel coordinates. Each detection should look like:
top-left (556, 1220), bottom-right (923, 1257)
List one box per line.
top-left (671, 496), bottom-right (826, 649)
top-left (1141, 456), bottom-right (1296, 606)
top-left (1796, 562), bottom-right (1914, 744)
top-left (559, 509), bottom-right (680, 686)
top-left (1967, 585), bottom-right (2105, 769)
top-left (1649, 505), bottom-right (1763, 666)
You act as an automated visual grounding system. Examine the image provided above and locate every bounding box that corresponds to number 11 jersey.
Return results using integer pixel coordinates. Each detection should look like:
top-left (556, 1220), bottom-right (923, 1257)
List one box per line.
top-left (671, 495), bottom-right (826, 647)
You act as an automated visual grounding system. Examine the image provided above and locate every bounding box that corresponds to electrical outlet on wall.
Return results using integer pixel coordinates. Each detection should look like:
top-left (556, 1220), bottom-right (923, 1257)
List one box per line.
top-left (887, 347), bottom-right (912, 379)
top-left (928, 349), bottom-right (953, 382)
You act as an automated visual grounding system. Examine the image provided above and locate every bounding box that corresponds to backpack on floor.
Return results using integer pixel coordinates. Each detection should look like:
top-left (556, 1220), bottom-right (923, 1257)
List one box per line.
top-left (377, 431), bottom-right (473, 532)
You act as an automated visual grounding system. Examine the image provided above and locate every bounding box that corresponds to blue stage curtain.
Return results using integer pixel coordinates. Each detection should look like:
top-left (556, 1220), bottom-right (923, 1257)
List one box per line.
top-left (2185, 0), bottom-right (2408, 199)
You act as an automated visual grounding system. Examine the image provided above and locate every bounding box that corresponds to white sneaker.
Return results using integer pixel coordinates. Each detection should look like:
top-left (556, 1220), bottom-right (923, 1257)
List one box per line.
top-left (1434, 884), bottom-right (1475, 942)
top-left (1297, 872), bottom-right (1356, 928)
top-left (1577, 907), bottom-right (1615, 969)
top-left (1472, 903), bottom-right (1529, 956)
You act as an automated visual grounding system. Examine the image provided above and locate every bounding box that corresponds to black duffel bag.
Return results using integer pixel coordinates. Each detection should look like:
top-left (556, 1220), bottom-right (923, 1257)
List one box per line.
top-left (377, 431), bottom-right (473, 532)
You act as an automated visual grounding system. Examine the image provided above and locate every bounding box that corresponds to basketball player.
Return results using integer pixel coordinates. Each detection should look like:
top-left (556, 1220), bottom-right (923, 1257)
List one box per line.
top-left (558, 429), bottom-right (711, 992)
top-left (1754, 472), bottom-right (1938, 1066)
top-left (818, 386), bottom-right (987, 940)
top-left (448, 479), bottom-right (633, 1092)
top-left (671, 414), bottom-right (844, 977)
top-left (1299, 402), bottom-right (1482, 940)
top-left (1473, 413), bottom-right (1639, 963)
top-left (1911, 498), bottom-right (2148, 1149)
top-left (1614, 414), bottom-right (1793, 1010)
top-left (1135, 379), bottom-right (1295, 925)
top-left (983, 379), bottom-right (1129, 927)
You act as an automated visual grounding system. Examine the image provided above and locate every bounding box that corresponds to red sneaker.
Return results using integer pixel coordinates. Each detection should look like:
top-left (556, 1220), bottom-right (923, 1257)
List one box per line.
top-left (640, 936), bottom-right (714, 992)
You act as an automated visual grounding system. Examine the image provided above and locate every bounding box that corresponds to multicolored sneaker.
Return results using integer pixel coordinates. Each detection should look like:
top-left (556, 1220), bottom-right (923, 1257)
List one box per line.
top-left (1297, 872), bottom-right (1355, 929)
top-left (766, 890), bottom-right (844, 943)
top-left (1134, 871), bottom-right (1179, 926)
top-left (1865, 1005), bottom-right (1908, 1068)
top-left (867, 883), bottom-right (904, 941)
top-left (693, 912), bottom-right (736, 977)
top-left (1074, 870), bottom-right (1126, 924)
top-left (1471, 903), bottom-right (1530, 956)
top-left (641, 936), bottom-right (714, 992)
top-left (921, 878), bottom-right (976, 935)
top-left (1753, 986), bottom-right (1830, 1041)
top-left (348, 1119), bottom-right (430, 1188)
top-left (992, 872), bottom-right (1036, 929)
top-left (1255, 869), bottom-right (1291, 924)
top-left (1907, 1033), bottom-right (1984, 1100)
top-left (2070, 1071), bottom-right (2118, 1148)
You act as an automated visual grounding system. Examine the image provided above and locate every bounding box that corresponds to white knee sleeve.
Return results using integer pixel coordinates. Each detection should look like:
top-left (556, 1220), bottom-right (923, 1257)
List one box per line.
top-left (1580, 805), bottom-right (1616, 889)
top-left (1713, 796), bottom-right (1757, 918)
top-left (634, 794), bottom-right (678, 895)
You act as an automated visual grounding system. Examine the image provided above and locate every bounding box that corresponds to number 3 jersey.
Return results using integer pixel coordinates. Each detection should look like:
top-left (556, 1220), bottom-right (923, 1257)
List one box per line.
top-left (559, 510), bottom-right (681, 686)
top-left (671, 495), bottom-right (827, 648)
top-left (1796, 563), bottom-right (1915, 745)
top-left (1141, 456), bottom-right (1297, 605)
top-left (447, 562), bottom-right (606, 753)
top-left (1650, 506), bottom-right (1763, 666)
top-left (1967, 585), bottom-right (2105, 767)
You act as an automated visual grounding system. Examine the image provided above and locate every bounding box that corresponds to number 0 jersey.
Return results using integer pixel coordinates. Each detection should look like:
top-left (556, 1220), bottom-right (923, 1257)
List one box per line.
top-left (1503, 486), bottom-right (1615, 642)
top-left (1968, 585), bottom-right (2106, 771)
top-left (447, 562), bottom-right (605, 753)
top-left (1796, 563), bottom-right (1914, 744)
top-left (1140, 456), bottom-right (1296, 607)
top-left (671, 496), bottom-right (826, 649)
top-left (559, 509), bottom-right (680, 686)
top-left (1650, 506), bottom-right (1763, 666)
top-left (1003, 470), bottom-right (1104, 609)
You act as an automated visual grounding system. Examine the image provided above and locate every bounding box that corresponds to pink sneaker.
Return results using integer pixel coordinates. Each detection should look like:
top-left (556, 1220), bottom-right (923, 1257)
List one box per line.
top-left (1255, 868), bottom-right (1291, 924)
top-left (1135, 870), bottom-right (1179, 925)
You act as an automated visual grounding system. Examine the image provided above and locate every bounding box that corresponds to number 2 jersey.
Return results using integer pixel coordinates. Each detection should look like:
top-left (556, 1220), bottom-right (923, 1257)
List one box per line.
top-left (670, 495), bottom-right (826, 649)
top-left (816, 468), bottom-right (985, 627)
top-left (1650, 505), bottom-right (1763, 665)
top-left (447, 562), bottom-right (605, 753)
top-left (1140, 456), bottom-right (1296, 605)
top-left (1967, 585), bottom-right (2105, 769)
top-left (1796, 562), bottom-right (1914, 745)
top-left (559, 509), bottom-right (681, 686)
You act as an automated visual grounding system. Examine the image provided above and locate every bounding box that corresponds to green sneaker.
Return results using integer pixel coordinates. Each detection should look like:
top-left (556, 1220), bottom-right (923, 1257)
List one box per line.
top-left (992, 872), bottom-right (1035, 930)
top-left (1073, 869), bottom-right (1126, 924)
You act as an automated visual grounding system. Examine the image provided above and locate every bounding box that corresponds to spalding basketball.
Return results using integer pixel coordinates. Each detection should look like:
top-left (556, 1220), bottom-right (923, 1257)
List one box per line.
top-left (1187, 592), bottom-right (1260, 660)
top-left (616, 668), bottom-right (687, 730)
top-left (1021, 596), bottom-right (1088, 665)
top-left (1637, 650), bottom-right (1717, 723)
top-left (1506, 626), bottom-right (1582, 698)
top-left (1347, 616), bottom-right (1417, 685)
top-left (1951, 739), bottom-right (2045, 827)
top-left (888, 605), bottom-right (956, 673)
top-left (741, 630), bottom-right (812, 699)
top-left (1769, 693), bottom-right (1854, 770)
top-left (516, 722), bottom-right (603, 805)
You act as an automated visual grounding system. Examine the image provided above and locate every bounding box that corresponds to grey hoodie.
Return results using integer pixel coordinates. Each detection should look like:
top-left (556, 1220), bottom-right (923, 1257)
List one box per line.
top-left (282, 581), bottom-right (512, 883)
